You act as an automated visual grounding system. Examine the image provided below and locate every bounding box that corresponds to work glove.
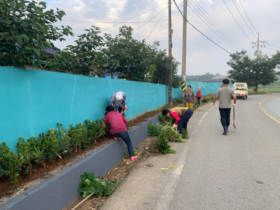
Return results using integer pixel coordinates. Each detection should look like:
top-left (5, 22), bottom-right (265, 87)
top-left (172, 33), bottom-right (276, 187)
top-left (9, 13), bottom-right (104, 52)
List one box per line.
top-left (172, 124), bottom-right (177, 130)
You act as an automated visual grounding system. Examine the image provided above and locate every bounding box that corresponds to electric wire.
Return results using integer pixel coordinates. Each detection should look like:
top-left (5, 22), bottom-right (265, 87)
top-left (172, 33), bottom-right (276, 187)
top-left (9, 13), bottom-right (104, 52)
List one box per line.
top-left (60, 19), bottom-right (180, 24)
top-left (102, 2), bottom-right (166, 31)
top-left (223, 0), bottom-right (252, 42)
top-left (238, 0), bottom-right (259, 34)
top-left (188, 1), bottom-right (239, 52)
top-left (190, 0), bottom-right (243, 50)
top-left (145, 7), bottom-right (168, 40)
top-left (155, 8), bottom-right (168, 40)
top-left (232, 0), bottom-right (257, 37)
top-left (173, 0), bottom-right (231, 54)
top-left (134, 7), bottom-right (166, 32)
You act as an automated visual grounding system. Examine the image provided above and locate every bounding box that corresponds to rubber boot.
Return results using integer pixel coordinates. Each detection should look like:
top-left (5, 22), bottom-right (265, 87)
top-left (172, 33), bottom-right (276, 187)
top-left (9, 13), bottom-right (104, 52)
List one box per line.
top-left (226, 126), bottom-right (229, 133)
top-left (223, 126), bottom-right (227, 135)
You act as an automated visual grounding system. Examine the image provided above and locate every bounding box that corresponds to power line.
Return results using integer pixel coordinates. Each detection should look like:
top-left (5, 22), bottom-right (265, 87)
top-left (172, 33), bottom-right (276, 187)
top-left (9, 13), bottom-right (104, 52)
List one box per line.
top-left (102, 2), bottom-right (166, 31)
top-left (173, 0), bottom-right (231, 54)
top-left (155, 8), bottom-right (168, 40)
top-left (188, 3), bottom-right (237, 51)
top-left (146, 7), bottom-right (168, 40)
top-left (190, 0), bottom-right (243, 50)
top-left (232, 0), bottom-right (256, 37)
top-left (188, 1), bottom-right (239, 52)
top-left (223, 0), bottom-right (252, 42)
top-left (238, 0), bottom-right (259, 34)
top-left (135, 7), bottom-right (166, 32)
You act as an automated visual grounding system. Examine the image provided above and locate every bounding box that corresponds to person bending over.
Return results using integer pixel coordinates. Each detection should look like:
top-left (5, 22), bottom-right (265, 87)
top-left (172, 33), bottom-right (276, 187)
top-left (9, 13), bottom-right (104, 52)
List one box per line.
top-left (103, 105), bottom-right (138, 161)
top-left (213, 79), bottom-right (237, 135)
top-left (109, 91), bottom-right (128, 116)
top-left (162, 107), bottom-right (193, 135)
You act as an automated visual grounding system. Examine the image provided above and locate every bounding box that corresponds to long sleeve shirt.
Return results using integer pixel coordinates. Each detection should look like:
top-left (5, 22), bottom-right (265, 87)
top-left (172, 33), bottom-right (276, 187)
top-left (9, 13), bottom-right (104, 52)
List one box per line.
top-left (196, 90), bottom-right (201, 97)
top-left (184, 91), bottom-right (195, 103)
top-left (170, 109), bottom-right (188, 124)
top-left (103, 111), bottom-right (128, 133)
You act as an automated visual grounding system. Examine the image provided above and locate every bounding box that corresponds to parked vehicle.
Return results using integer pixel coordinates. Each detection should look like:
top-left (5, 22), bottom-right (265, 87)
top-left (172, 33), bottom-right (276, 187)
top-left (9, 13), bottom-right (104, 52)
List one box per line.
top-left (233, 82), bottom-right (248, 100)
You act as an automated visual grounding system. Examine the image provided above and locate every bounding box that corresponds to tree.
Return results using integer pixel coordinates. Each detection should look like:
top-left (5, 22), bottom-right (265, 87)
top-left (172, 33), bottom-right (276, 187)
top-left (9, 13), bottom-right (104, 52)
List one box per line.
top-left (46, 26), bottom-right (106, 76)
top-left (0, 0), bottom-right (73, 68)
top-left (103, 26), bottom-right (151, 81)
top-left (227, 50), bottom-right (280, 92)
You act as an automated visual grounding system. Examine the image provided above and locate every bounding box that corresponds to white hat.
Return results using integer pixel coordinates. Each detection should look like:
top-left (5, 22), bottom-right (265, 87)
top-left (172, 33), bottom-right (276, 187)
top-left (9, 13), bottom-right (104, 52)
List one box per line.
top-left (115, 92), bottom-right (123, 101)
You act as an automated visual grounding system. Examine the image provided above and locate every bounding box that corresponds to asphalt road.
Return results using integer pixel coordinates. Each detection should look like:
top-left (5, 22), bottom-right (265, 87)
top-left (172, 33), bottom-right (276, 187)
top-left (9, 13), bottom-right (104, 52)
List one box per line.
top-left (101, 94), bottom-right (280, 210)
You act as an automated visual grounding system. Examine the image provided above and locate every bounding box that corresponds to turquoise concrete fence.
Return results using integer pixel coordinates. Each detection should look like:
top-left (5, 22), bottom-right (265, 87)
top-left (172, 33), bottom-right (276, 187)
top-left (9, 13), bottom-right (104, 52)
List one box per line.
top-left (0, 67), bottom-right (229, 150)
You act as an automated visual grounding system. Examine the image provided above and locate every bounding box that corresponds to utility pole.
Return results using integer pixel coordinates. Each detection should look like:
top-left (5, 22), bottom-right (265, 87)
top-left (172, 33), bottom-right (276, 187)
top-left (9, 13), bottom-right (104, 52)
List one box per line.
top-left (181, 0), bottom-right (187, 97)
top-left (168, 0), bottom-right (173, 105)
top-left (252, 33), bottom-right (267, 58)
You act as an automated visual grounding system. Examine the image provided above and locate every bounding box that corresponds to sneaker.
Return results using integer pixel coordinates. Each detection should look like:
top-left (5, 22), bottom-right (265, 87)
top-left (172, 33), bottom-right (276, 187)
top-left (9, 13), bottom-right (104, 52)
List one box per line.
top-left (130, 156), bottom-right (138, 161)
top-left (113, 137), bottom-right (118, 140)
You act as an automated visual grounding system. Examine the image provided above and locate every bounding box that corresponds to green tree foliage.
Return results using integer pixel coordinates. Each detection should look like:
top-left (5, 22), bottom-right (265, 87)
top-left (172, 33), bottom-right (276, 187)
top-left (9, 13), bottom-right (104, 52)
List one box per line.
top-left (227, 50), bottom-right (280, 92)
top-left (46, 26), bottom-right (106, 76)
top-left (186, 72), bottom-right (220, 81)
top-left (104, 26), bottom-right (151, 81)
top-left (0, 0), bottom-right (73, 68)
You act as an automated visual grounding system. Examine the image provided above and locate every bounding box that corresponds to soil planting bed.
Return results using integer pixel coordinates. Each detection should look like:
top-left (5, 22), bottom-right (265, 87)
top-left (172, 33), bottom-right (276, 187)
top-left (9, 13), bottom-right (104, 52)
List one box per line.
top-left (0, 103), bottom-right (179, 200)
top-left (64, 136), bottom-right (159, 210)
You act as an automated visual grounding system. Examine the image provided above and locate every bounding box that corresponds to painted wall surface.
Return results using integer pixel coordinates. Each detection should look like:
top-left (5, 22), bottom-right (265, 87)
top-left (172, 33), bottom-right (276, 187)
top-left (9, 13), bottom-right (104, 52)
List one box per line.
top-left (0, 67), bottom-right (230, 150)
top-left (0, 67), bottom-right (169, 150)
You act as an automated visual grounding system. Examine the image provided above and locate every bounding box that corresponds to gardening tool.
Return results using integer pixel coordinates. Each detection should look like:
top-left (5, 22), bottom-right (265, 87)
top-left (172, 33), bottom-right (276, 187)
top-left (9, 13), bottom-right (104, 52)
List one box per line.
top-left (233, 104), bottom-right (236, 130)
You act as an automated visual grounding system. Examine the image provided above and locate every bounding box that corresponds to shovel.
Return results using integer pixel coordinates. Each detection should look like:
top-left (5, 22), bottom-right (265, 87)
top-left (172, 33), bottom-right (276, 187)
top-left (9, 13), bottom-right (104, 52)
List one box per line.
top-left (233, 104), bottom-right (236, 130)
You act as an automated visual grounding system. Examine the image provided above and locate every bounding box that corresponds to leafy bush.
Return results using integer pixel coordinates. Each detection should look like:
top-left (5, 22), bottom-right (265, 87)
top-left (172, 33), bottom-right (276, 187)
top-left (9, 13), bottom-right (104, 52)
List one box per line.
top-left (173, 97), bottom-right (183, 103)
top-left (161, 125), bottom-right (186, 143)
top-left (155, 133), bottom-right (176, 154)
top-left (77, 172), bottom-right (120, 198)
top-left (182, 128), bottom-right (189, 139)
top-left (0, 143), bottom-right (25, 184)
top-left (148, 123), bottom-right (164, 136)
top-left (158, 114), bottom-right (176, 125)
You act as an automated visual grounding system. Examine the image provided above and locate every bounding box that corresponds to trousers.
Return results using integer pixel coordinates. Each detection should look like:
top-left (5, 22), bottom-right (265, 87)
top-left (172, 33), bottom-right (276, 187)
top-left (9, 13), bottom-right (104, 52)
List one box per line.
top-left (177, 108), bottom-right (193, 134)
top-left (219, 108), bottom-right (231, 127)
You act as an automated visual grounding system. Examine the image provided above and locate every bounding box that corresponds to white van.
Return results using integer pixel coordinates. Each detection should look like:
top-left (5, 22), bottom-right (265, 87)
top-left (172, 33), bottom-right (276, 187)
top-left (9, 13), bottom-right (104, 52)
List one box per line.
top-left (233, 82), bottom-right (248, 100)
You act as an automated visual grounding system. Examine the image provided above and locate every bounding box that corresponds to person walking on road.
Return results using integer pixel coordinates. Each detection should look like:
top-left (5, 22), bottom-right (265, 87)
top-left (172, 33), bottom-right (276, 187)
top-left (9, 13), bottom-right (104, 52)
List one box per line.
top-left (196, 87), bottom-right (202, 105)
top-left (213, 79), bottom-right (237, 135)
top-left (183, 85), bottom-right (195, 110)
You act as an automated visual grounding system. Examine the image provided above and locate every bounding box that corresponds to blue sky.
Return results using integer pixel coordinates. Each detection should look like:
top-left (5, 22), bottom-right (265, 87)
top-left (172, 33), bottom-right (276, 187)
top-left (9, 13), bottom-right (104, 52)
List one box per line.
top-left (47, 0), bottom-right (280, 76)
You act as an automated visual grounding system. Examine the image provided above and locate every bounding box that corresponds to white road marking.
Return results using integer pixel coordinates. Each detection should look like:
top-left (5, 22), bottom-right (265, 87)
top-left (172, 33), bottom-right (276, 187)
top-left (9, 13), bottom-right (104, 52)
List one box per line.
top-left (155, 105), bottom-right (215, 210)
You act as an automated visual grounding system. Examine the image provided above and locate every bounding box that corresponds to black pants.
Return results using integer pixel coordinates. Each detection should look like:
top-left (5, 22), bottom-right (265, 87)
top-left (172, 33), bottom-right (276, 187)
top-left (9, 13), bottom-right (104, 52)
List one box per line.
top-left (197, 97), bottom-right (201, 105)
top-left (219, 108), bottom-right (231, 127)
top-left (118, 107), bottom-right (125, 117)
top-left (177, 109), bottom-right (193, 134)
top-left (110, 131), bottom-right (135, 157)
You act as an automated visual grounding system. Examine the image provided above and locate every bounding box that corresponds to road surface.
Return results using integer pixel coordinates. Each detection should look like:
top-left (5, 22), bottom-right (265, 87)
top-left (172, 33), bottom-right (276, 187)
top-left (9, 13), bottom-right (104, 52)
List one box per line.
top-left (101, 94), bottom-right (280, 210)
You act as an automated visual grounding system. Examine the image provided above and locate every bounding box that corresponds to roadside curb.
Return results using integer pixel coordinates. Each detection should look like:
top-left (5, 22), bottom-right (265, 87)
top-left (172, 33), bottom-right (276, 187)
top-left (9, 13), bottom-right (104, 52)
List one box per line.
top-left (0, 113), bottom-right (162, 210)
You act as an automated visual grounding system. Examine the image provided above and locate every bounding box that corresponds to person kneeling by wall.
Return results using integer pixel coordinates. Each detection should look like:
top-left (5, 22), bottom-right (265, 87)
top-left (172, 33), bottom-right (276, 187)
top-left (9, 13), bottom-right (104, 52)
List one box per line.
top-left (162, 107), bottom-right (193, 135)
top-left (103, 105), bottom-right (138, 161)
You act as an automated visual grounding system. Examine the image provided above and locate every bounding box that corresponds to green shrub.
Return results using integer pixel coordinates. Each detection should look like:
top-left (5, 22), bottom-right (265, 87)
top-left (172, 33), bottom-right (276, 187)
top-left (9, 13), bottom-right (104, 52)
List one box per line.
top-left (0, 143), bottom-right (25, 184)
top-left (173, 97), bottom-right (183, 103)
top-left (148, 123), bottom-right (164, 136)
top-left (161, 125), bottom-right (185, 143)
top-left (155, 133), bottom-right (176, 154)
top-left (158, 114), bottom-right (176, 125)
top-left (182, 128), bottom-right (189, 139)
top-left (78, 172), bottom-right (120, 198)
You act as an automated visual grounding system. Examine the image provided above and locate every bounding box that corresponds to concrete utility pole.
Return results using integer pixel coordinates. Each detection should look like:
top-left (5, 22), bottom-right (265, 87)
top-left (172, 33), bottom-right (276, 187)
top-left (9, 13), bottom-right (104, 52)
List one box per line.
top-left (168, 0), bottom-right (173, 105)
top-left (181, 0), bottom-right (187, 97)
top-left (252, 33), bottom-right (267, 58)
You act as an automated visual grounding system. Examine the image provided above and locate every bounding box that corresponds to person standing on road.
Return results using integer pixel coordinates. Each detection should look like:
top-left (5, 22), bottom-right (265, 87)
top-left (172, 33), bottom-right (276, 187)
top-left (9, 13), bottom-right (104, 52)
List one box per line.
top-left (183, 85), bottom-right (195, 110)
top-left (213, 79), bottom-right (237, 135)
top-left (196, 87), bottom-right (202, 105)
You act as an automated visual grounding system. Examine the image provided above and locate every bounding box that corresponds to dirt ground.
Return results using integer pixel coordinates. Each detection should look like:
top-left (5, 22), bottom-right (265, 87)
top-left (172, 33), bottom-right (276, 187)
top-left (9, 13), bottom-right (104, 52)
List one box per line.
top-left (0, 102), bottom-right (180, 199)
top-left (63, 136), bottom-right (159, 210)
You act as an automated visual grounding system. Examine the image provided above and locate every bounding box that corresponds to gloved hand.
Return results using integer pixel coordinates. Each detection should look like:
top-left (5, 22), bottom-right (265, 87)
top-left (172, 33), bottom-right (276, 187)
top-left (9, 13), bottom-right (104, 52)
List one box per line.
top-left (172, 124), bottom-right (177, 130)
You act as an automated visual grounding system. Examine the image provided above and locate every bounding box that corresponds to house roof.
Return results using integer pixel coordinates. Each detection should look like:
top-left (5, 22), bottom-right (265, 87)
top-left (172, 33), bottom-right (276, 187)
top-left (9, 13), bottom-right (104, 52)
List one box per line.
top-left (44, 47), bottom-right (61, 56)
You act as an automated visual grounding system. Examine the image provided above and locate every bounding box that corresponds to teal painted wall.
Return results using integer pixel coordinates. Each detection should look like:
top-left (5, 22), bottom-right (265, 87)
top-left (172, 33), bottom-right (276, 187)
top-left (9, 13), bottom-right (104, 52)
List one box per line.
top-left (0, 67), bottom-right (230, 151)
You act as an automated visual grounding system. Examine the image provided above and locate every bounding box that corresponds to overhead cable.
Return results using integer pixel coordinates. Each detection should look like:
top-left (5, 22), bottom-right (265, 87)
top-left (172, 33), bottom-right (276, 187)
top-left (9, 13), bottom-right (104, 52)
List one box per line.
top-left (190, 0), bottom-right (243, 50)
top-left (146, 7), bottom-right (168, 40)
top-left (188, 1), bottom-right (239, 52)
top-left (173, 0), bottom-right (231, 54)
top-left (232, 0), bottom-right (257, 38)
top-left (223, 0), bottom-right (252, 42)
